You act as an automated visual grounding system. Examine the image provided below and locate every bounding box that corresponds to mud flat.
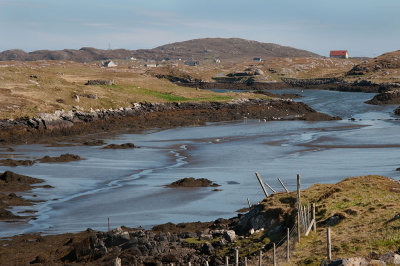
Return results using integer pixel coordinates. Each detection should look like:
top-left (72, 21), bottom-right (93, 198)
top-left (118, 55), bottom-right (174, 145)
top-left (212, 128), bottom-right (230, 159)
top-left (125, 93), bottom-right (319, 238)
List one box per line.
top-left (0, 99), bottom-right (338, 145)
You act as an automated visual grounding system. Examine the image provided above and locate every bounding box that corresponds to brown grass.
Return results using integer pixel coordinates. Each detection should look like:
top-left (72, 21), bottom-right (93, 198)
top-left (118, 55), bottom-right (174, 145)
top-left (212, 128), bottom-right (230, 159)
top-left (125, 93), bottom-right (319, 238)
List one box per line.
top-left (0, 61), bottom-right (271, 119)
top-left (270, 175), bottom-right (400, 265)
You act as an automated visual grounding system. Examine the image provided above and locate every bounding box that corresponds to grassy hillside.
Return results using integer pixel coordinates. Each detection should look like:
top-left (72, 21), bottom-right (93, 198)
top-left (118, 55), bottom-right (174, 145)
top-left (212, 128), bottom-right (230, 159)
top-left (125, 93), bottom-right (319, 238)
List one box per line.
top-left (257, 175), bottom-right (400, 265)
top-left (0, 60), bottom-right (269, 120)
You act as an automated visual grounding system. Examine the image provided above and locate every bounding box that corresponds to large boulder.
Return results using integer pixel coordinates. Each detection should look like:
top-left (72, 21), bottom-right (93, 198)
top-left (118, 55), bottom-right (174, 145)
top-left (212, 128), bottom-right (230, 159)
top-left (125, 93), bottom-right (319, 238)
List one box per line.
top-left (379, 252), bottom-right (400, 264)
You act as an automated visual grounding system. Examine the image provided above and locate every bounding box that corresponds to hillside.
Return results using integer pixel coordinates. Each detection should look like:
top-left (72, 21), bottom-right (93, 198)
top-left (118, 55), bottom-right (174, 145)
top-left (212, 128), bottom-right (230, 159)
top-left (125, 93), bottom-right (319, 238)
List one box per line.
top-left (136, 38), bottom-right (321, 61)
top-left (0, 38), bottom-right (320, 63)
top-left (347, 50), bottom-right (400, 83)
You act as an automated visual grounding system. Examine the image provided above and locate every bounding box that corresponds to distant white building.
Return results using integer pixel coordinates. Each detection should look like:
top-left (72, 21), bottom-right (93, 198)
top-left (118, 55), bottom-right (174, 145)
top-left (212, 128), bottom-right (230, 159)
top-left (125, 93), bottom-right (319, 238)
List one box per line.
top-left (214, 58), bottom-right (221, 63)
top-left (144, 63), bottom-right (158, 68)
top-left (253, 57), bottom-right (262, 62)
top-left (102, 60), bottom-right (117, 67)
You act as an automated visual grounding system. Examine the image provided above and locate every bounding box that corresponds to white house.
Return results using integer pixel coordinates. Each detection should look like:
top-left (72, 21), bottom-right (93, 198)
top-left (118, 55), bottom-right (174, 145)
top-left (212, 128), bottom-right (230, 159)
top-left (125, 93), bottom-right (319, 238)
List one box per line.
top-left (102, 60), bottom-right (117, 67)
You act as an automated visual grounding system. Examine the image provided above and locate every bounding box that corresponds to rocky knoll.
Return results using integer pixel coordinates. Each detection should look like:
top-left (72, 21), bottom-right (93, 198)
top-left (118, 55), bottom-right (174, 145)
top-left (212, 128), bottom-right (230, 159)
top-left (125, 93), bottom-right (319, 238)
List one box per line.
top-left (347, 50), bottom-right (400, 76)
top-left (365, 90), bottom-right (400, 105)
top-left (0, 99), bottom-right (338, 144)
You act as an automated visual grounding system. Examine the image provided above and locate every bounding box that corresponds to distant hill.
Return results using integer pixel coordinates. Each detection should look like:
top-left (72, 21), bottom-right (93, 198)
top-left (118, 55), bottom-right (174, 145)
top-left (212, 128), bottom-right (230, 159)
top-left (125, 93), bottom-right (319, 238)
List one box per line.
top-left (0, 38), bottom-right (321, 62)
top-left (347, 50), bottom-right (400, 76)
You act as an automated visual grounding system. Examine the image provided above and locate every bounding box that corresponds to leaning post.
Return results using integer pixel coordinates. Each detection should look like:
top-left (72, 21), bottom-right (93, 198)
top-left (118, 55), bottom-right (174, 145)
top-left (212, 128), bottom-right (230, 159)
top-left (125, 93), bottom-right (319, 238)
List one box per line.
top-left (277, 178), bottom-right (289, 192)
top-left (255, 172), bottom-right (269, 197)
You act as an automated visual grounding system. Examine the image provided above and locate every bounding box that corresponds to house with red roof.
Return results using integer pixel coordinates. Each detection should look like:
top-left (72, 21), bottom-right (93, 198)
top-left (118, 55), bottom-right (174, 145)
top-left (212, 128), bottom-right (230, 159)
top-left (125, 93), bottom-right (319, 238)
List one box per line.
top-left (330, 50), bottom-right (348, 59)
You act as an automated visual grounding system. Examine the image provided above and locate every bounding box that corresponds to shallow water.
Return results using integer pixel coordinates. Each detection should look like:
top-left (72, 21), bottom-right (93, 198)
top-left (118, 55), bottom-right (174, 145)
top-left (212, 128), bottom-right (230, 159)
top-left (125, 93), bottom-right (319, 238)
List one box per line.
top-left (1, 89), bottom-right (400, 236)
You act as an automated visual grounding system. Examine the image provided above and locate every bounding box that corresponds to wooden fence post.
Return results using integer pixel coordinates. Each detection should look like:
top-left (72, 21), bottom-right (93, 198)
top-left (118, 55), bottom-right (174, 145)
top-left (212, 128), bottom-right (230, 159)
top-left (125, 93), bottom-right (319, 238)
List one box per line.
top-left (277, 178), bottom-right (289, 192)
top-left (259, 250), bottom-right (262, 266)
top-left (297, 174), bottom-right (301, 208)
top-left (327, 227), bottom-right (332, 261)
top-left (245, 257), bottom-right (248, 266)
top-left (235, 249), bottom-right (239, 266)
top-left (305, 219), bottom-right (315, 236)
top-left (256, 172), bottom-right (269, 197)
top-left (225, 256), bottom-right (229, 266)
top-left (273, 243), bottom-right (276, 266)
top-left (297, 211), bottom-right (301, 242)
top-left (302, 205), bottom-right (307, 232)
top-left (312, 203), bottom-right (316, 232)
top-left (287, 227), bottom-right (290, 261)
top-left (264, 182), bottom-right (276, 193)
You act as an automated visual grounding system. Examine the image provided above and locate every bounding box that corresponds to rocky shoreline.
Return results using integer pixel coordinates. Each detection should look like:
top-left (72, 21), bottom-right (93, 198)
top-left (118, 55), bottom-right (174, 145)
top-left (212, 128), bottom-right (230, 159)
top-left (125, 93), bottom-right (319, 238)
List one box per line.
top-left (1, 175), bottom-right (399, 265)
top-left (0, 99), bottom-right (338, 144)
top-left (176, 78), bottom-right (400, 93)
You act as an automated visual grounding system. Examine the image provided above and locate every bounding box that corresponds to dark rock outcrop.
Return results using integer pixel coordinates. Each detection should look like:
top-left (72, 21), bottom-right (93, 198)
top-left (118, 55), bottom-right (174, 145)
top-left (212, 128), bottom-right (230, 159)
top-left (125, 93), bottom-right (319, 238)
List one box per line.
top-left (37, 154), bottom-right (82, 163)
top-left (102, 143), bottom-right (135, 149)
top-left (167, 177), bottom-right (220, 188)
top-left (282, 78), bottom-right (395, 93)
top-left (366, 90), bottom-right (400, 105)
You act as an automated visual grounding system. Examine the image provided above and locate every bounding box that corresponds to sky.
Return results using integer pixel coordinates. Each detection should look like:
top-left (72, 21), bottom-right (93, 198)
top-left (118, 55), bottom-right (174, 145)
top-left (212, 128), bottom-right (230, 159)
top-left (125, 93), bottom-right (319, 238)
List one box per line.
top-left (0, 0), bottom-right (399, 57)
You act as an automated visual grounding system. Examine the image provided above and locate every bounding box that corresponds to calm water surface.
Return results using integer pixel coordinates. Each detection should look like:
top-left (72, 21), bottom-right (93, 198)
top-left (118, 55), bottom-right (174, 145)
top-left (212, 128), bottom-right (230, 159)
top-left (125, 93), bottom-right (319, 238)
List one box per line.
top-left (1, 89), bottom-right (399, 236)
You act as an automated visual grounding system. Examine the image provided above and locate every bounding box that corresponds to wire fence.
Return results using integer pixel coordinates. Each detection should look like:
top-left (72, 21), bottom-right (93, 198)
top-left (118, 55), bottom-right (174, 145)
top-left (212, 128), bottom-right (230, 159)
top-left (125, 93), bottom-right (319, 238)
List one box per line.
top-left (219, 173), bottom-right (317, 265)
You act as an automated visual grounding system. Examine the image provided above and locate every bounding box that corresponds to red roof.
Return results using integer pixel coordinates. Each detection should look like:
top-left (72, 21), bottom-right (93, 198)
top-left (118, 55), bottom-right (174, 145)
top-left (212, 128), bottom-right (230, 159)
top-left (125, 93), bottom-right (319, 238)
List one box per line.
top-left (330, 50), bottom-right (348, 56)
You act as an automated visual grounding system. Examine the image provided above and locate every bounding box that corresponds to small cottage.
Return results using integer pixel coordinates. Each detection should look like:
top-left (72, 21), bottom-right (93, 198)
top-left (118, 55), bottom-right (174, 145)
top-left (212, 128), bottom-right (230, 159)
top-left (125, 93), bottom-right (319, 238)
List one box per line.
top-left (102, 60), bottom-right (117, 67)
top-left (329, 50), bottom-right (348, 59)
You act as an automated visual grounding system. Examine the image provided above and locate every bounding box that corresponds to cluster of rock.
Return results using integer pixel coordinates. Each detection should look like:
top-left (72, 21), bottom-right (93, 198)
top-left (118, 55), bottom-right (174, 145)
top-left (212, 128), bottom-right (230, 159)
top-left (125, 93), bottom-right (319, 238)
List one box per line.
top-left (62, 226), bottom-right (238, 265)
top-left (322, 252), bottom-right (400, 265)
top-left (0, 98), bottom-right (336, 144)
top-left (0, 99), bottom-right (288, 131)
top-left (167, 177), bottom-right (220, 188)
top-left (102, 143), bottom-right (135, 149)
top-left (281, 78), bottom-right (398, 93)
